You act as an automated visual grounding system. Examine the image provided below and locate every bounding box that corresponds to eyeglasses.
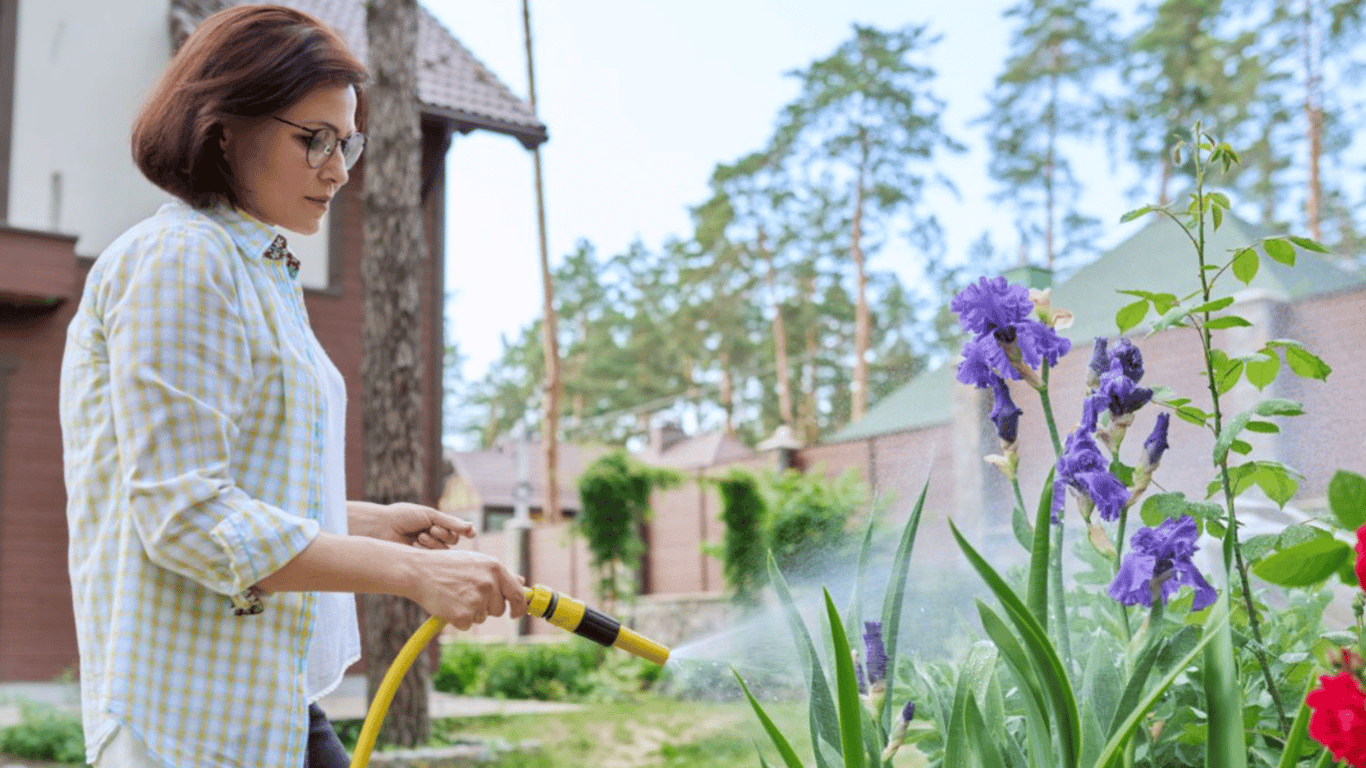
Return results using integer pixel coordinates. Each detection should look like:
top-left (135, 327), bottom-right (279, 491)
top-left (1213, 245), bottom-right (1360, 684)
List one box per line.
top-left (270, 116), bottom-right (366, 170)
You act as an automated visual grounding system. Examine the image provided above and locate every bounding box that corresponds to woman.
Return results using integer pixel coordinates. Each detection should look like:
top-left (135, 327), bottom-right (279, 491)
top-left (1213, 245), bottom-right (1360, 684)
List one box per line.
top-left (58, 6), bottom-right (527, 767)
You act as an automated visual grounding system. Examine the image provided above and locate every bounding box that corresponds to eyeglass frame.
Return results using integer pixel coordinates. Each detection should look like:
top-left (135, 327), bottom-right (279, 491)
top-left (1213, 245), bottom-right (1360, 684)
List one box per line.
top-left (269, 115), bottom-right (366, 170)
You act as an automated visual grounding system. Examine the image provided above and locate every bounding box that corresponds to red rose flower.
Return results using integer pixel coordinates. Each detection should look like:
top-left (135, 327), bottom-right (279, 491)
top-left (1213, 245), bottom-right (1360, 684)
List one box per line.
top-left (1308, 671), bottom-right (1366, 767)
top-left (1355, 525), bottom-right (1366, 590)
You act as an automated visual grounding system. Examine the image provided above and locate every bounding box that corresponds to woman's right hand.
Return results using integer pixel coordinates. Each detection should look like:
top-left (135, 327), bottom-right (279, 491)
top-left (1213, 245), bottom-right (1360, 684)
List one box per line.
top-left (405, 550), bottom-right (528, 631)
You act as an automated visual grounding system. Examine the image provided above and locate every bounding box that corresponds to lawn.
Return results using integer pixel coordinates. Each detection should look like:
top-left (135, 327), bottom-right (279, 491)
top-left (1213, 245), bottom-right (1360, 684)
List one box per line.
top-left (423, 697), bottom-right (811, 768)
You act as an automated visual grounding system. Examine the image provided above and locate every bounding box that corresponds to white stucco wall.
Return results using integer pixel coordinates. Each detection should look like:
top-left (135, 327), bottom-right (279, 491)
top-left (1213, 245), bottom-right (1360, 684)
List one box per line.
top-left (9, 0), bottom-right (172, 256)
top-left (8, 0), bottom-right (333, 289)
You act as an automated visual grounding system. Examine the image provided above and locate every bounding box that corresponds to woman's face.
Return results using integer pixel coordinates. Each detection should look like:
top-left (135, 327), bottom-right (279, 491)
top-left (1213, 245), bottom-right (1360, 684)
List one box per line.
top-left (221, 84), bottom-right (358, 235)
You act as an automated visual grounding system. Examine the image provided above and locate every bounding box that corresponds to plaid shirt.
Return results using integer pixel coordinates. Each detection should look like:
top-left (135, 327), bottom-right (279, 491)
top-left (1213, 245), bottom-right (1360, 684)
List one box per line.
top-left (61, 201), bottom-right (328, 767)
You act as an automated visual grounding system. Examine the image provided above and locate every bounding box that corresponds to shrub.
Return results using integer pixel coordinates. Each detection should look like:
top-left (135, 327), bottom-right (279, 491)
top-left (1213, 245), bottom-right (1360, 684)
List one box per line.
top-left (436, 641), bottom-right (609, 701)
top-left (0, 703), bottom-right (86, 764)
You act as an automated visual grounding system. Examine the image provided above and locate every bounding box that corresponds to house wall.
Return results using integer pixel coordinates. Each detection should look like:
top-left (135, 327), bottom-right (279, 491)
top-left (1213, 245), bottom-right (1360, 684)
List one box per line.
top-left (8, 0), bottom-right (172, 250)
top-left (0, 292), bottom-right (82, 679)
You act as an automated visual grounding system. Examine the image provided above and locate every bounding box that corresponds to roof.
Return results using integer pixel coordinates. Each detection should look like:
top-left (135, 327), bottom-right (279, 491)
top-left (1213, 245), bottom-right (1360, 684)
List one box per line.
top-left (443, 441), bottom-right (606, 512)
top-left (636, 430), bottom-right (756, 470)
top-left (827, 212), bottom-right (1366, 443)
top-left (171, 0), bottom-right (548, 148)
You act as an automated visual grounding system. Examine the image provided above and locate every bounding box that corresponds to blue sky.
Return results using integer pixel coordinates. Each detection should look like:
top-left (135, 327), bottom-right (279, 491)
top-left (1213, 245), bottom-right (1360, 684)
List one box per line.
top-left (423, 0), bottom-right (1137, 383)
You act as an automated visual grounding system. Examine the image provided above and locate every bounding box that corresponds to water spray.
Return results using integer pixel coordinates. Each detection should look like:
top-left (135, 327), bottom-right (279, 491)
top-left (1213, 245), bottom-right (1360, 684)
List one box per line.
top-left (348, 584), bottom-right (671, 768)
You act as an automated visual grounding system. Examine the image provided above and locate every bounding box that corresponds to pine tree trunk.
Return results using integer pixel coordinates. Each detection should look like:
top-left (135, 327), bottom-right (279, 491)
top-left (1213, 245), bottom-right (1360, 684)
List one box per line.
top-left (361, 0), bottom-right (429, 748)
top-left (760, 228), bottom-right (793, 426)
top-left (1303, 0), bottom-right (1323, 240)
top-left (523, 0), bottom-right (561, 523)
top-left (1044, 47), bottom-right (1059, 270)
top-left (850, 146), bottom-right (870, 422)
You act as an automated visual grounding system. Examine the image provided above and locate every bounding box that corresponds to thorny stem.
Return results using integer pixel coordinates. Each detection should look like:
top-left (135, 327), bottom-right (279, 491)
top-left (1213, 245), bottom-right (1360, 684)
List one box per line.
top-left (1190, 134), bottom-right (1289, 731)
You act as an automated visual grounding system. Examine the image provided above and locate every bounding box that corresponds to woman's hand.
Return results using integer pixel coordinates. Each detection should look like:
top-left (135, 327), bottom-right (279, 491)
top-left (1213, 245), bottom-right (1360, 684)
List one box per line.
top-left (347, 501), bottom-right (475, 549)
top-left (409, 550), bottom-right (528, 631)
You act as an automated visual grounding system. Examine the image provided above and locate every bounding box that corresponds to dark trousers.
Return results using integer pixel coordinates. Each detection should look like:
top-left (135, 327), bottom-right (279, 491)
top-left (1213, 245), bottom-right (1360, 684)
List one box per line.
top-left (307, 703), bottom-right (350, 768)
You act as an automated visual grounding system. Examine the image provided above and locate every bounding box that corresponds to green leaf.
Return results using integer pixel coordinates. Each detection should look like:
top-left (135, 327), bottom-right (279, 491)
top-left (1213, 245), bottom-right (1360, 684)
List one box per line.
top-left (1288, 235), bottom-right (1330, 253)
top-left (1230, 248), bottom-right (1259, 284)
top-left (1275, 679), bottom-right (1320, 768)
top-left (1204, 315), bottom-right (1252, 329)
top-left (734, 670), bottom-right (807, 768)
top-left (1244, 352), bottom-right (1280, 390)
top-left (879, 481), bottom-right (927, 735)
top-left (1105, 633), bottom-right (1165, 738)
top-left (1203, 596), bottom-right (1248, 768)
top-left (1263, 238), bottom-right (1296, 265)
top-left (1253, 398), bottom-right (1305, 417)
top-left (1115, 300), bottom-right (1149, 334)
top-left (1243, 420), bottom-right (1279, 434)
top-left (846, 518), bottom-right (876, 647)
top-left (1176, 405), bottom-right (1212, 428)
top-left (1026, 470), bottom-right (1056, 632)
top-left (1209, 191), bottom-right (1231, 209)
top-left (1151, 303), bottom-right (1192, 331)
top-left (767, 554), bottom-right (840, 766)
top-left (1284, 346), bottom-right (1332, 380)
top-left (1329, 471), bottom-right (1366, 531)
top-left (1093, 599), bottom-right (1230, 768)
top-left (1229, 439), bottom-right (1252, 455)
top-left (965, 693), bottom-right (1011, 768)
top-left (1256, 461), bottom-right (1301, 507)
top-left (1188, 296), bottom-right (1236, 315)
top-left (1141, 492), bottom-right (1191, 527)
top-left (976, 603), bottom-right (1055, 767)
top-left (945, 642), bottom-right (999, 768)
top-left (952, 522), bottom-right (1080, 768)
top-left (1211, 203), bottom-right (1223, 231)
top-left (823, 589), bottom-right (865, 768)
top-left (1252, 536), bottom-right (1351, 587)
top-left (1120, 205), bottom-right (1156, 223)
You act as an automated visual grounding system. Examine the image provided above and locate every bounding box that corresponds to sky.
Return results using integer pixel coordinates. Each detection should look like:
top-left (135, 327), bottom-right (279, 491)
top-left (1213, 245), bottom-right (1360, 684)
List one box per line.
top-left (423, 0), bottom-right (1138, 385)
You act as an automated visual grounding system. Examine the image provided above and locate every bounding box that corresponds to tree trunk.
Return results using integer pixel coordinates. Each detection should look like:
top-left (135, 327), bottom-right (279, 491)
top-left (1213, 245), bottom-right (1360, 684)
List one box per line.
top-left (1044, 47), bottom-right (1059, 270)
top-left (760, 228), bottom-right (793, 427)
top-left (523, 0), bottom-right (562, 524)
top-left (361, 0), bottom-right (429, 748)
top-left (850, 144), bottom-right (870, 422)
top-left (1303, 0), bottom-right (1323, 240)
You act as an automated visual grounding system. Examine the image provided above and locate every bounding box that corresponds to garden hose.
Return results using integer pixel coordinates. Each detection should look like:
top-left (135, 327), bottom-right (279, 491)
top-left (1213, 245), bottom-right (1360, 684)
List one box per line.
top-left (348, 585), bottom-right (671, 768)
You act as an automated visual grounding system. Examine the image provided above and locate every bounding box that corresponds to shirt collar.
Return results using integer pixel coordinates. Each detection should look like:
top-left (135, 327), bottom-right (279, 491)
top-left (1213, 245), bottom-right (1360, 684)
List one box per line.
top-left (202, 204), bottom-right (284, 262)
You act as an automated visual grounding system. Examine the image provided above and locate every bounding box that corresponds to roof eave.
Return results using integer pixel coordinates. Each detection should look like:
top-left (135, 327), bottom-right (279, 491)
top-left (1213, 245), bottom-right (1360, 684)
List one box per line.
top-left (422, 102), bottom-right (548, 150)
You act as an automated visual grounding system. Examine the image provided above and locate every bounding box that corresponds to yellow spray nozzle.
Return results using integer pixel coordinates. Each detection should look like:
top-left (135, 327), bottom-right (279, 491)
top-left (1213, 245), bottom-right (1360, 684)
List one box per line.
top-left (524, 585), bottom-right (670, 666)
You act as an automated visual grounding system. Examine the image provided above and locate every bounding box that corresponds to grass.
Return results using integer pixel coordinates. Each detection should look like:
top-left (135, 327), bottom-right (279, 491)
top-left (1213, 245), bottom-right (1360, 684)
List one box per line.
top-left (343, 696), bottom-right (812, 768)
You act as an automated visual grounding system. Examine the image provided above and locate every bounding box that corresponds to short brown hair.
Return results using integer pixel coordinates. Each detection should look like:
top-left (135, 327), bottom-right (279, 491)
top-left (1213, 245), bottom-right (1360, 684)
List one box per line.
top-left (132, 5), bottom-right (368, 209)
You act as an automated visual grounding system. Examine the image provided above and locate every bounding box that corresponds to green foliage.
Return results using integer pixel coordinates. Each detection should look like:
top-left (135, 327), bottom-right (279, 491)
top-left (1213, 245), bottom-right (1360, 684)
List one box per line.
top-left (713, 469), bottom-right (768, 602)
top-left (0, 703), bottom-right (87, 764)
top-left (434, 640), bottom-right (610, 702)
top-left (576, 450), bottom-right (683, 603)
top-left (764, 468), bottom-right (869, 580)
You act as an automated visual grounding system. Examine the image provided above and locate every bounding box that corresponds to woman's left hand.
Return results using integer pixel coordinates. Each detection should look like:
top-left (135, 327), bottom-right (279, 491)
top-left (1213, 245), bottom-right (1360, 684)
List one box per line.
top-left (347, 501), bottom-right (475, 549)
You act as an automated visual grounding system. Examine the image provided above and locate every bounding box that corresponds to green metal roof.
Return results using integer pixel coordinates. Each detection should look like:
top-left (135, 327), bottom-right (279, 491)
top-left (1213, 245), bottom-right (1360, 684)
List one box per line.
top-left (825, 213), bottom-right (1365, 444)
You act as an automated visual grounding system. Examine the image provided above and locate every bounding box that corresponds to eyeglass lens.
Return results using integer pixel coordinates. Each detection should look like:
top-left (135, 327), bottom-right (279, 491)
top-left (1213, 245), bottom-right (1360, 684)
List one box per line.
top-left (307, 128), bottom-right (365, 170)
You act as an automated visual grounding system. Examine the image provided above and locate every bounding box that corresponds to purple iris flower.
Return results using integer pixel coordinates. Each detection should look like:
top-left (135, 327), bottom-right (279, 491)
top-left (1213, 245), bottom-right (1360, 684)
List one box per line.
top-left (863, 621), bottom-right (887, 685)
top-left (950, 276), bottom-right (1034, 336)
top-left (1143, 412), bottom-right (1171, 467)
top-left (950, 277), bottom-right (1071, 386)
top-left (1087, 337), bottom-right (1109, 388)
top-left (1108, 515), bottom-right (1216, 611)
top-left (900, 700), bottom-right (915, 722)
top-left (1096, 358), bottom-right (1154, 417)
top-left (1053, 430), bottom-right (1130, 522)
top-left (989, 376), bottom-right (1023, 444)
top-left (1110, 338), bottom-right (1145, 382)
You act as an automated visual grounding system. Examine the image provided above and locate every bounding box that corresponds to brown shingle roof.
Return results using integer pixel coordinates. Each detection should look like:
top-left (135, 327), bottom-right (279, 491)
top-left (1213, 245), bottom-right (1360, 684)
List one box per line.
top-left (444, 441), bottom-right (607, 512)
top-left (637, 431), bottom-right (756, 471)
top-left (171, 0), bottom-right (548, 148)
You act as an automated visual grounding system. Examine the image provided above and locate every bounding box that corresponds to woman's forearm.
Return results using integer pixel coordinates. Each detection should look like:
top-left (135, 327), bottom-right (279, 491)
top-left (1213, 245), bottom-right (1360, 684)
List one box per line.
top-left (255, 532), bottom-right (418, 599)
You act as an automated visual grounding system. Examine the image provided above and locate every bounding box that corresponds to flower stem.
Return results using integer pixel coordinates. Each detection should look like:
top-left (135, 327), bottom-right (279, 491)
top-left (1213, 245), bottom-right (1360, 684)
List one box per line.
top-left (1188, 132), bottom-right (1288, 732)
top-left (1037, 366), bottom-right (1071, 666)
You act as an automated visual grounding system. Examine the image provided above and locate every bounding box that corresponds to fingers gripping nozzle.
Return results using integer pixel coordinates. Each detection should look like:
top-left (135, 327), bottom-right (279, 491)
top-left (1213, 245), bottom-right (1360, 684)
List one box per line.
top-left (523, 585), bottom-right (670, 666)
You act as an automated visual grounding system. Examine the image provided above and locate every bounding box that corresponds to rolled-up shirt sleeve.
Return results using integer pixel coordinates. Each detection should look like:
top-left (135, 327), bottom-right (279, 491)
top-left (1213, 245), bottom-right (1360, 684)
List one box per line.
top-left (104, 224), bottom-right (318, 598)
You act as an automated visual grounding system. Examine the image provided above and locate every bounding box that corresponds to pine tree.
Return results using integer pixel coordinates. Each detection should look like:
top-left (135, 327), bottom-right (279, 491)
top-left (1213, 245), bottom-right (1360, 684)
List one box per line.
top-left (979, 0), bottom-right (1118, 271)
top-left (775, 23), bottom-right (961, 423)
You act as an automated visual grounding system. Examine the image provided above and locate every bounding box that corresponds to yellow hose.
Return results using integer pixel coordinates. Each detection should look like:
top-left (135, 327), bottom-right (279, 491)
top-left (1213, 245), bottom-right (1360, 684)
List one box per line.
top-left (347, 615), bottom-right (446, 768)
top-left (348, 586), bottom-right (671, 767)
